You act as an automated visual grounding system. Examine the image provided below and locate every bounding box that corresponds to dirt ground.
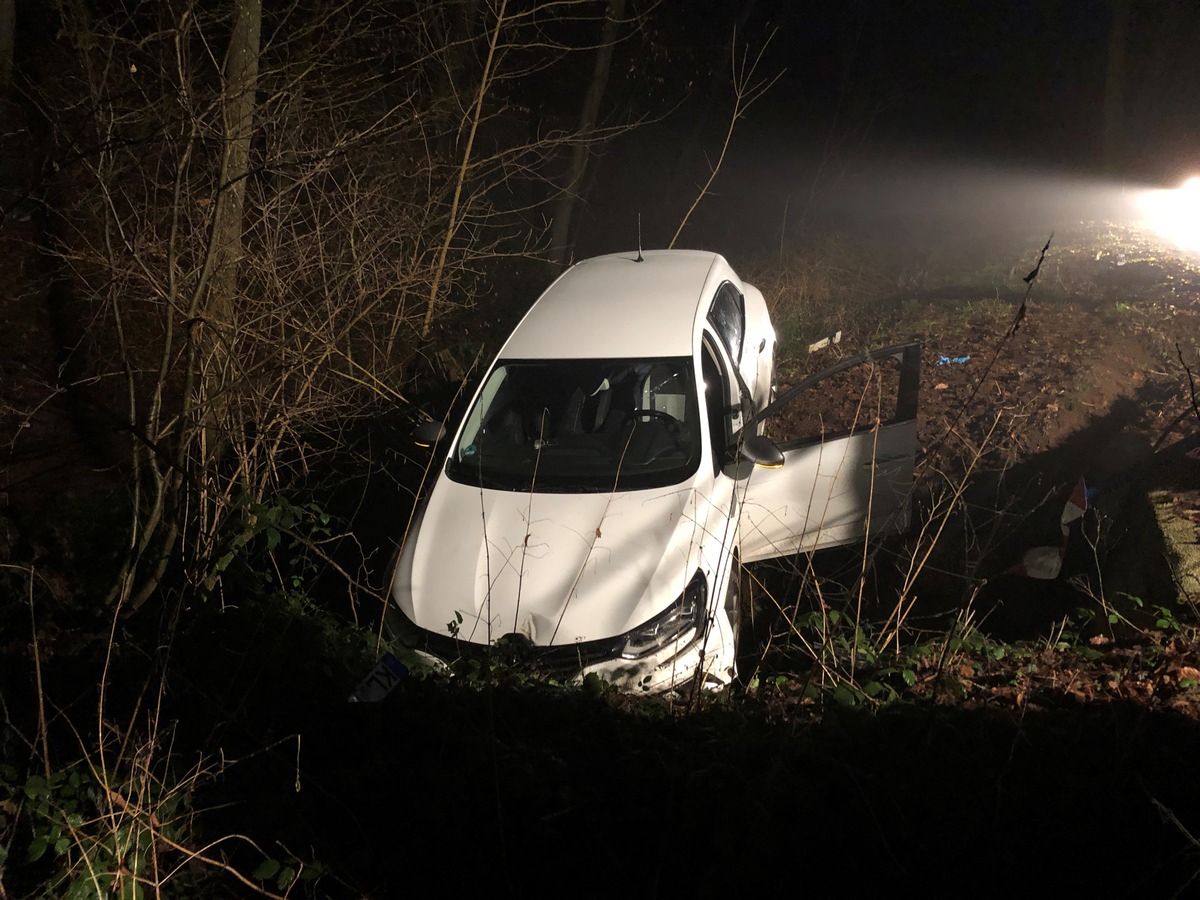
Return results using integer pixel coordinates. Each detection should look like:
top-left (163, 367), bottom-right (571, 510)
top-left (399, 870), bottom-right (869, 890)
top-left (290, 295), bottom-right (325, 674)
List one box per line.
top-left (770, 223), bottom-right (1200, 618)
top-left (735, 223), bottom-right (1200, 736)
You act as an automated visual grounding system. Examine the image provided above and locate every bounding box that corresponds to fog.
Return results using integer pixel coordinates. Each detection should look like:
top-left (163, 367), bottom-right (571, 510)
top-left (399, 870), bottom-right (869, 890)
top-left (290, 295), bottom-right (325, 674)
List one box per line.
top-left (621, 146), bottom-right (1190, 261)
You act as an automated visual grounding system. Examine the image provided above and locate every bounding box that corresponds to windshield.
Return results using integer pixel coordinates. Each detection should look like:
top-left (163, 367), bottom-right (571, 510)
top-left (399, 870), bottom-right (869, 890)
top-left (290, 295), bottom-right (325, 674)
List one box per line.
top-left (446, 358), bottom-right (702, 492)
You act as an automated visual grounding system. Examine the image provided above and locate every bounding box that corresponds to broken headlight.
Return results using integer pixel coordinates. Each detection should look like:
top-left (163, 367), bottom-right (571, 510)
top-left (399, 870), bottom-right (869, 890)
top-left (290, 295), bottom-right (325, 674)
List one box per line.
top-left (618, 571), bottom-right (708, 659)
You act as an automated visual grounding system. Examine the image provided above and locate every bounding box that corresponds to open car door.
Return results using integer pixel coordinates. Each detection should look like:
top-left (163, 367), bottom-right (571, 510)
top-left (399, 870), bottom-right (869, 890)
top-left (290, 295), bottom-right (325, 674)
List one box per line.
top-left (738, 343), bottom-right (921, 563)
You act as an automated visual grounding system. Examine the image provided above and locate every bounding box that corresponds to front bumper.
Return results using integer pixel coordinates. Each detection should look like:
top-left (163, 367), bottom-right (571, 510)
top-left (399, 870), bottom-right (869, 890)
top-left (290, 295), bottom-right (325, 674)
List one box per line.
top-left (389, 610), bottom-right (734, 694)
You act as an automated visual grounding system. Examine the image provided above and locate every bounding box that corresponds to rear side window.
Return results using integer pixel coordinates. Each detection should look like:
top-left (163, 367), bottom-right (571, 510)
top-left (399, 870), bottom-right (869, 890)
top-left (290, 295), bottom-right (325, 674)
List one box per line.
top-left (707, 283), bottom-right (745, 365)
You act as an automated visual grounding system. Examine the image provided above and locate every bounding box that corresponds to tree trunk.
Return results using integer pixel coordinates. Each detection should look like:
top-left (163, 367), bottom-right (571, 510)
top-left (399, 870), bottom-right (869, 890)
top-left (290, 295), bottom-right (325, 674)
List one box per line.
top-left (548, 0), bottom-right (625, 268)
top-left (201, 0), bottom-right (260, 438)
top-left (207, 0), bottom-right (260, 321)
top-left (0, 0), bottom-right (13, 96)
top-left (0, 0), bottom-right (16, 188)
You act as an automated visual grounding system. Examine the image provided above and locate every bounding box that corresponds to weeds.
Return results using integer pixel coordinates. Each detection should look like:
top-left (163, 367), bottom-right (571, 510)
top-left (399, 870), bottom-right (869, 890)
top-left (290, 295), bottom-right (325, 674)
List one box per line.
top-left (0, 488), bottom-right (376, 897)
top-left (2, 684), bottom-right (290, 898)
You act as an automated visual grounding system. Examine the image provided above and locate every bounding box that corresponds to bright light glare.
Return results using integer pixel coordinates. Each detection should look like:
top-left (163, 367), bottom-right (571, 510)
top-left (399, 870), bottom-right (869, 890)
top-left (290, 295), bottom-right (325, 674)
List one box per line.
top-left (1138, 176), bottom-right (1200, 252)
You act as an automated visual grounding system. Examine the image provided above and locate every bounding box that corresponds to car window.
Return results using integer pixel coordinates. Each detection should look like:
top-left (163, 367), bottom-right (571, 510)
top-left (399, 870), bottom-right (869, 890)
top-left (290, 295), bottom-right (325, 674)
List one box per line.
top-left (706, 283), bottom-right (745, 365)
top-left (447, 357), bottom-right (702, 492)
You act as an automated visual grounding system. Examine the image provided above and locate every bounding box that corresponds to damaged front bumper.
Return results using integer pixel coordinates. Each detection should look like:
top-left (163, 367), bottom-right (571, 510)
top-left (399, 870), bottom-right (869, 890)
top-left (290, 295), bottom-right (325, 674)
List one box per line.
top-left (388, 608), bottom-right (735, 695)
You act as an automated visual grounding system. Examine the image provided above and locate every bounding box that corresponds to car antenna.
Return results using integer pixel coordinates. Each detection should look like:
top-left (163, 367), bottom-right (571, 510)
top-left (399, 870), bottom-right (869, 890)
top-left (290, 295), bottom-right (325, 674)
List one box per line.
top-left (635, 213), bottom-right (643, 262)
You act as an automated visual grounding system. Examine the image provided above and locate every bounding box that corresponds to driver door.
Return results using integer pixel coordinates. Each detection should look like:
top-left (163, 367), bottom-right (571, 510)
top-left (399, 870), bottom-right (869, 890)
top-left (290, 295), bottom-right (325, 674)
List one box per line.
top-left (738, 343), bottom-right (920, 563)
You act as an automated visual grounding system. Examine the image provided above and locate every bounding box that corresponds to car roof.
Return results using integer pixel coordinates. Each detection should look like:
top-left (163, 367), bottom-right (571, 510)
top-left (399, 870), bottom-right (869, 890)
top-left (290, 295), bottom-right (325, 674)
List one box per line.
top-left (498, 250), bottom-right (733, 359)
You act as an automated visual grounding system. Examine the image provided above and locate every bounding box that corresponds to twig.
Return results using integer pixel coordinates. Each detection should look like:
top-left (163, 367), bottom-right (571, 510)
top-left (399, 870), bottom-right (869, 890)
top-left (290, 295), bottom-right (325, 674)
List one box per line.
top-left (419, 0), bottom-right (509, 340)
top-left (1178, 343), bottom-right (1200, 428)
top-left (6, 564), bottom-right (53, 776)
top-left (669, 30), bottom-right (782, 248)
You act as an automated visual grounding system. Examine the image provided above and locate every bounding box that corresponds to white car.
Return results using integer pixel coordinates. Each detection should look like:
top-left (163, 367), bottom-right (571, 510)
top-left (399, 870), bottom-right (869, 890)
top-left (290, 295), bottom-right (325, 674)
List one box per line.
top-left (388, 250), bottom-right (920, 692)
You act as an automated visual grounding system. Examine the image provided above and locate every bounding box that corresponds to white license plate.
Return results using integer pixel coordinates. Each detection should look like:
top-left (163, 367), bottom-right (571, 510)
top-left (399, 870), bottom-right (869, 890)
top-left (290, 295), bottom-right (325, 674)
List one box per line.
top-left (348, 653), bottom-right (409, 702)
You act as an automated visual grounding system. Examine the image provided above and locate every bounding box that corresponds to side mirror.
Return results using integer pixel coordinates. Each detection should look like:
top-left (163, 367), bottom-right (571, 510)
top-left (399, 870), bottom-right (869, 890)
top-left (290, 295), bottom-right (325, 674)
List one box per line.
top-left (412, 421), bottom-right (447, 447)
top-left (739, 434), bottom-right (784, 469)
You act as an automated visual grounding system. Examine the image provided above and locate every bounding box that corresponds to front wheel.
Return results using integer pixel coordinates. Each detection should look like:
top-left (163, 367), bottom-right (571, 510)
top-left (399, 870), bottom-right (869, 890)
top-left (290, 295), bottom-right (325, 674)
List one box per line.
top-left (726, 557), bottom-right (762, 686)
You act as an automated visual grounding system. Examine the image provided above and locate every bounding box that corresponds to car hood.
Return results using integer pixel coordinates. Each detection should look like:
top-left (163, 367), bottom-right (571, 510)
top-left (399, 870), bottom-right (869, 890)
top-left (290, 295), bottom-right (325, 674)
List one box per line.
top-left (397, 478), bottom-right (717, 646)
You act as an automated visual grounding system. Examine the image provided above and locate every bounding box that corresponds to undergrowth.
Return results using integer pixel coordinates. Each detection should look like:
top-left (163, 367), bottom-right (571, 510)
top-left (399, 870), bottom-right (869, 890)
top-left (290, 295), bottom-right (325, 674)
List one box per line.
top-left (0, 496), bottom-right (381, 897)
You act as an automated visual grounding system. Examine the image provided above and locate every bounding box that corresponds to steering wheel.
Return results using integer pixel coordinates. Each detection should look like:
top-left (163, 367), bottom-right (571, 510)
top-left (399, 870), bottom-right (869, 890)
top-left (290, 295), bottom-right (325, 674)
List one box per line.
top-left (629, 408), bottom-right (681, 434)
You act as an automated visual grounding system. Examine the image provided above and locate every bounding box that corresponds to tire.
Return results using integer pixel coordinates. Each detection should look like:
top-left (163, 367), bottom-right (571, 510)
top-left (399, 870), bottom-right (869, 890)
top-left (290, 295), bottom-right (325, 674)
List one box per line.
top-left (727, 557), bottom-right (760, 685)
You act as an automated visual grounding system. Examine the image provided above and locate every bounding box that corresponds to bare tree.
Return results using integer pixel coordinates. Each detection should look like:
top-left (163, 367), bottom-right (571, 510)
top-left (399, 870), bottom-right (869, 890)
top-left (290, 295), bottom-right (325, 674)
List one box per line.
top-left (24, 0), bottom-right (652, 613)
